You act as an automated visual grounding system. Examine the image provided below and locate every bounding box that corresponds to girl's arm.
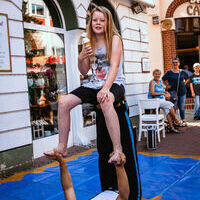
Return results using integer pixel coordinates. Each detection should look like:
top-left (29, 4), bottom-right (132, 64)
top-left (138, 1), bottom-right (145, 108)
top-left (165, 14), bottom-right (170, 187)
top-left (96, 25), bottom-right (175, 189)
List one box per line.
top-left (78, 45), bottom-right (92, 75)
top-left (149, 80), bottom-right (165, 97)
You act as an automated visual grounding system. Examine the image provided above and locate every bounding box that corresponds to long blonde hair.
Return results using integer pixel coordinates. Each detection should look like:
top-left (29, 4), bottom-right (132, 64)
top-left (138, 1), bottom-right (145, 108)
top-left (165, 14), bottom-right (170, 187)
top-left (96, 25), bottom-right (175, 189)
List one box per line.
top-left (87, 6), bottom-right (123, 62)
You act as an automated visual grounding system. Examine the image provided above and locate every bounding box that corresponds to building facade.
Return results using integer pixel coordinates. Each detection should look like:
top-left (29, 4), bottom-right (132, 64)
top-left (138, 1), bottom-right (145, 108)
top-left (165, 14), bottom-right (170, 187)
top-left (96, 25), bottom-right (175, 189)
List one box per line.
top-left (0, 0), bottom-right (154, 175)
top-left (148, 0), bottom-right (200, 74)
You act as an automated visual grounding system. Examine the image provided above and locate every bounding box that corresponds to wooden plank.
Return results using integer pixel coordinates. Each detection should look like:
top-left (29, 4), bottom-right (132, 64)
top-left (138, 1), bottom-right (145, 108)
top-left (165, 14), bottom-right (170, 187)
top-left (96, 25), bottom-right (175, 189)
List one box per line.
top-left (0, 110), bottom-right (31, 132)
top-left (126, 83), bottom-right (149, 95)
top-left (126, 93), bottom-right (148, 107)
top-left (9, 20), bottom-right (24, 38)
top-left (124, 62), bottom-right (142, 73)
top-left (10, 38), bottom-right (25, 56)
top-left (129, 105), bottom-right (139, 117)
top-left (125, 73), bottom-right (151, 84)
top-left (0, 128), bottom-right (32, 151)
top-left (0, 93), bottom-right (29, 113)
top-left (0, 75), bottom-right (28, 93)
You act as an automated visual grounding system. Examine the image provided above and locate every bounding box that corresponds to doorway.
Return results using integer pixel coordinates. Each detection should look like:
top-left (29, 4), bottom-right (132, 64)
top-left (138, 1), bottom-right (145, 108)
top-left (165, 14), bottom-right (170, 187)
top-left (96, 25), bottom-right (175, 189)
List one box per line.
top-left (175, 17), bottom-right (200, 71)
top-left (175, 17), bottom-right (200, 97)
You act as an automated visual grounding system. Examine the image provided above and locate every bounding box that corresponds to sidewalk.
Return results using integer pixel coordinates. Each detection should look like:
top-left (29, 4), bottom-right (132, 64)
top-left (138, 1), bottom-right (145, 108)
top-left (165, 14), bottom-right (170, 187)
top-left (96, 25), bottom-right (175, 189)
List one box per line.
top-left (136, 110), bottom-right (200, 156)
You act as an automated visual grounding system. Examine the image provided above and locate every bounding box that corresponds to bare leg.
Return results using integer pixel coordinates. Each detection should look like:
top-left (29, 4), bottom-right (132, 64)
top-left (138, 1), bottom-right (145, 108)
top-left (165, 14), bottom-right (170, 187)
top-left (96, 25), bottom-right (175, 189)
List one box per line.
top-left (44, 94), bottom-right (81, 157)
top-left (170, 107), bottom-right (179, 122)
top-left (167, 113), bottom-right (174, 129)
top-left (100, 93), bottom-right (123, 164)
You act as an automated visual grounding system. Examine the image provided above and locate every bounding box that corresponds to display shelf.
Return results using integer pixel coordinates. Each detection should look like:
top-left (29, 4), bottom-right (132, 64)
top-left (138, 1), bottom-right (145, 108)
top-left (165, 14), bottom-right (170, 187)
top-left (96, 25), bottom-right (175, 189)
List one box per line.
top-left (31, 86), bottom-right (49, 89)
top-left (30, 102), bottom-right (57, 108)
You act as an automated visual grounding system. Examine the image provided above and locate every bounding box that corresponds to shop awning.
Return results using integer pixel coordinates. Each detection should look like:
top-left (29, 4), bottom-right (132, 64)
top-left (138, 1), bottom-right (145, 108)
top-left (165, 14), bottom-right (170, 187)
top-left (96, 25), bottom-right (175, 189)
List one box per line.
top-left (117, 0), bottom-right (155, 8)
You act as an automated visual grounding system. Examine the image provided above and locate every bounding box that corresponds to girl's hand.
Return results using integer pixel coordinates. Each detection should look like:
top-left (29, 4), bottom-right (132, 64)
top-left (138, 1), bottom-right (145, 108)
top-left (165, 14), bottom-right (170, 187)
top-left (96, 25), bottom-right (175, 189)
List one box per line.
top-left (97, 88), bottom-right (110, 103)
top-left (79, 44), bottom-right (93, 61)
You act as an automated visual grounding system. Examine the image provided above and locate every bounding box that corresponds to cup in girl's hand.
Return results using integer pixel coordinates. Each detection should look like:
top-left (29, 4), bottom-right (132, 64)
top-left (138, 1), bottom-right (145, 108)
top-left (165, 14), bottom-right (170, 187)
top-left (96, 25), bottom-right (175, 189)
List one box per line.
top-left (82, 37), bottom-right (94, 62)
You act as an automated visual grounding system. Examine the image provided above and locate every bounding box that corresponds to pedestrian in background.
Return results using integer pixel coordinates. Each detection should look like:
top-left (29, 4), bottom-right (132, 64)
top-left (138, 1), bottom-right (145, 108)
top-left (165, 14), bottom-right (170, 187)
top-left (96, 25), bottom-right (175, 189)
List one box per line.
top-left (190, 63), bottom-right (200, 120)
top-left (183, 65), bottom-right (193, 97)
top-left (162, 57), bottom-right (189, 127)
top-left (148, 69), bottom-right (180, 133)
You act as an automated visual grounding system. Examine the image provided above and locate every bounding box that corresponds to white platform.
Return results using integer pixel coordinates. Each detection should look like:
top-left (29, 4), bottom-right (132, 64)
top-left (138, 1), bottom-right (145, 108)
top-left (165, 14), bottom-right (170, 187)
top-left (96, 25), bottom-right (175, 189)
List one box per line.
top-left (91, 190), bottom-right (118, 200)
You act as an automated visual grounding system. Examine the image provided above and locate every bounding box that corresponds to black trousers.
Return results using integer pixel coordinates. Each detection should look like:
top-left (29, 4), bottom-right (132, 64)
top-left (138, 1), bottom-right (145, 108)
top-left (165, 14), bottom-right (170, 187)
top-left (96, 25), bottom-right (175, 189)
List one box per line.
top-left (95, 101), bottom-right (142, 200)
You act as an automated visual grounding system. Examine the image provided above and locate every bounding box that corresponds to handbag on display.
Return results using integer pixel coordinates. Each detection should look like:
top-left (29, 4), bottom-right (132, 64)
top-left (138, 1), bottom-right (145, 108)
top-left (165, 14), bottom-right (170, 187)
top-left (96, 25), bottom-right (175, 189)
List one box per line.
top-left (169, 70), bottom-right (182, 104)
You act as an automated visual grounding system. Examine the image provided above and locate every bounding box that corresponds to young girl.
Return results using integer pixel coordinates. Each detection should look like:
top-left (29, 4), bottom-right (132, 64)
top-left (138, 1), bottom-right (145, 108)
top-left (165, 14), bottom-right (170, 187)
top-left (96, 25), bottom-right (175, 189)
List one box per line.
top-left (44, 6), bottom-right (125, 164)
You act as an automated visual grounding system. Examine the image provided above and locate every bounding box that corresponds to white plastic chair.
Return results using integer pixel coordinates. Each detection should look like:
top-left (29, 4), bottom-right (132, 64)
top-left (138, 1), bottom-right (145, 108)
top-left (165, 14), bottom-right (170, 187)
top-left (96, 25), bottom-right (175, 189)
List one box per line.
top-left (138, 99), bottom-right (165, 142)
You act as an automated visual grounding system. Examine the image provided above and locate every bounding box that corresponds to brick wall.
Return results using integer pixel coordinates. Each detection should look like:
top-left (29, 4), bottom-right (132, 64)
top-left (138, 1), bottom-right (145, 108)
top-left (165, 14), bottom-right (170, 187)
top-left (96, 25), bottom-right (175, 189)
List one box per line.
top-left (166, 0), bottom-right (190, 18)
top-left (162, 30), bottom-right (176, 73)
top-left (162, 0), bottom-right (190, 73)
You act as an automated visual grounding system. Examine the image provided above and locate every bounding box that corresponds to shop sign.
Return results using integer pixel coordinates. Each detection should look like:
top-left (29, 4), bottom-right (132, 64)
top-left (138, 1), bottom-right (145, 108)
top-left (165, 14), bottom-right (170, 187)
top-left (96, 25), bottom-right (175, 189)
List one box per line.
top-left (187, 0), bottom-right (200, 16)
top-left (141, 58), bottom-right (150, 72)
top-left (0, 13), bottom-right (12, 72)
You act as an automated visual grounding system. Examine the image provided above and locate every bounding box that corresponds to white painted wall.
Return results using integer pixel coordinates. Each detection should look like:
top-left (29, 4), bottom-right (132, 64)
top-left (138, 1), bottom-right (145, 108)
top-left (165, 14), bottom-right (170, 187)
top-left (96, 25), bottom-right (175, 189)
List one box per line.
top-left (147, 0), bottom-right (164, 77)
top-left (0, 0), bottom-right (32, 152)
top-left (115, 2), bottom-right (151, 116)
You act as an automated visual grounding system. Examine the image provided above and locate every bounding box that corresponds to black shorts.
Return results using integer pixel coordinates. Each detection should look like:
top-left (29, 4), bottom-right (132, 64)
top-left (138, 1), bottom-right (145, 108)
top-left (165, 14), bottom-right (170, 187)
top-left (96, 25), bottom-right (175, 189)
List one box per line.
top-left (70, 83), bottom-right (125, 105)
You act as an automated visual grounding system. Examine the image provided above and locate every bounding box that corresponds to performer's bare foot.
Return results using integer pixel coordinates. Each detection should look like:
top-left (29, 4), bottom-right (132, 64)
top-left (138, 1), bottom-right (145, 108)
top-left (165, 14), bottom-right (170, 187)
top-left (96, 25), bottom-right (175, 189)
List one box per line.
top-left (45, 149), bottom-right (64, 163)
top-left (44, 143), bottom-right (68, 157)
top-left (108, 151), bottom-right (126, 165)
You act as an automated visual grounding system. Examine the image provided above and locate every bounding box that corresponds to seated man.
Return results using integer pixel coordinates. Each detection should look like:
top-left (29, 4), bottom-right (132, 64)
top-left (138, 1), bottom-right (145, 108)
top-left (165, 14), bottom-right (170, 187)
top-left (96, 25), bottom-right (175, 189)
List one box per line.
top-left (45, 149), bottom-right (129, 200)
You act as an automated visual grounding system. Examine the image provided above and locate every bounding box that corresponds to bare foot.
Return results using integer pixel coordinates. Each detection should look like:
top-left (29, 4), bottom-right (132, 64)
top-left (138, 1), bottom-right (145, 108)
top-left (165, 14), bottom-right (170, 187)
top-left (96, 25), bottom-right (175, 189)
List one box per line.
top-left (44, 143), bottom-right (68, 157)
top-left (45, 149), bottom-right (64, 163)
top-left (108, 151), bottom-right (126, 165)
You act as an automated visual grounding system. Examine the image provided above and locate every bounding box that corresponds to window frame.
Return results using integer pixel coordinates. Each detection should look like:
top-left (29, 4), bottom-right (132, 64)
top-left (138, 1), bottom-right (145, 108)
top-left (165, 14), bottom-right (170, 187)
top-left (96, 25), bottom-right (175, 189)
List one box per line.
top-left (31, 3), bottom-right (45, 17)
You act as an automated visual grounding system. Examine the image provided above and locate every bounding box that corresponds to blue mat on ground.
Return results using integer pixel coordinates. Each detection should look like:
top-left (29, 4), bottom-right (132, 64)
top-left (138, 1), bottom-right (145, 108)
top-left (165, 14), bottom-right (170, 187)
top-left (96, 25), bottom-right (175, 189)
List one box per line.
top-left (0, 151), bottom-right (200, 200)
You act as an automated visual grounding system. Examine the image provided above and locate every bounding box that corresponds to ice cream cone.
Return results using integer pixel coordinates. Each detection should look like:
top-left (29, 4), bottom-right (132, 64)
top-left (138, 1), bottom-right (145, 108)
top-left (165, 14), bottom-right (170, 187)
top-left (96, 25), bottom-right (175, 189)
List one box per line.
top-left (82, 37), bottom-right (94, 63)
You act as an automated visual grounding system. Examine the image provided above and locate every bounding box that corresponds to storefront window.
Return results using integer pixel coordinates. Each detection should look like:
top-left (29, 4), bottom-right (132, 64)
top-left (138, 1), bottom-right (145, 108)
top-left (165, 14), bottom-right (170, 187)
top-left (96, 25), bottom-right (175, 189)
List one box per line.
top-left (25, 30), bottom-right (67, 140)
top-left (176, 17), bottom-right (200, 33)
top-left (32, 4), bottom-right (44, 16)
top-left (23, 0), bottom-right (62, 28)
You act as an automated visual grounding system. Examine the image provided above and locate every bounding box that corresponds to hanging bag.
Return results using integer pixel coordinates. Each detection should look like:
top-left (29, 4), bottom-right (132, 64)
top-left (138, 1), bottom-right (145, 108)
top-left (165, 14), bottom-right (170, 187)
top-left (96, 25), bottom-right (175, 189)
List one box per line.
top-left (169, 70), bottom-right (182, 105)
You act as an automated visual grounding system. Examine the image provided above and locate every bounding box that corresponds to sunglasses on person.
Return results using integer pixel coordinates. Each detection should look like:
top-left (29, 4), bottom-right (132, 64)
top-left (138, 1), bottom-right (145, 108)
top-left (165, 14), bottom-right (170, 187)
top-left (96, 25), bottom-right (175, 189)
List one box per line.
top-left (172, 61), bottom-right (179, 64)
